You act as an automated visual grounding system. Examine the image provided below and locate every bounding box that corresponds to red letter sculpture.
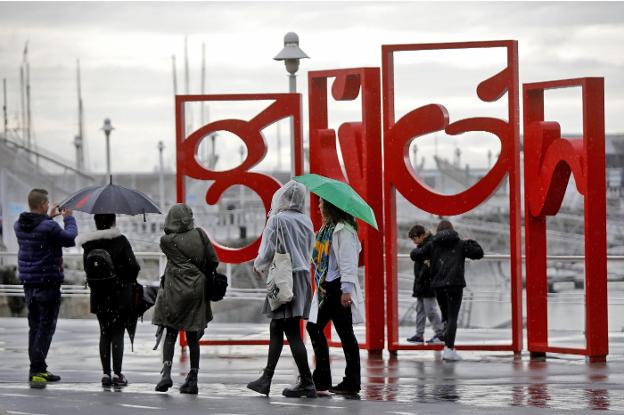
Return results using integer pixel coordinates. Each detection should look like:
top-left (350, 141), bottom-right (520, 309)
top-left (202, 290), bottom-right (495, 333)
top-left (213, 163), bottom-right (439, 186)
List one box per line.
top-left (382, 41), bottom-right (523, 353)
top-left (308, 68), bottom-right (384, 352)
top-left (176, 93), bottom-right (303, 346)
top-left (523, 78), bottom-right (607, 362)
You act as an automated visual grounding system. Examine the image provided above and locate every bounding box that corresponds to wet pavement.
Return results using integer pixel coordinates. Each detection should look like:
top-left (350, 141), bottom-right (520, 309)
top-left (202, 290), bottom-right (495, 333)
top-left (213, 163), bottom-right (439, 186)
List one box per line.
top-left (1, 318), bottom-right (623, 414)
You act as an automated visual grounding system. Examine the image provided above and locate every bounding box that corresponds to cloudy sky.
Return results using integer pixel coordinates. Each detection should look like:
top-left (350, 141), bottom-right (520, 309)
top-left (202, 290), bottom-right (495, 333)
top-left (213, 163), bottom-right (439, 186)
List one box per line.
top-left (1, 1), bottom-right (623, 174)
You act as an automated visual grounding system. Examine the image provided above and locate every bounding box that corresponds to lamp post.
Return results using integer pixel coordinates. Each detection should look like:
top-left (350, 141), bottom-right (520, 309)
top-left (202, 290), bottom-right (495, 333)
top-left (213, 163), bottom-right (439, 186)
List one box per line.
top-left (101, 118), bottom-right (114, 180)
top-left (273, 32), bottom-right (309, 174)
top-left (158, 141), bottom-right (165, 210)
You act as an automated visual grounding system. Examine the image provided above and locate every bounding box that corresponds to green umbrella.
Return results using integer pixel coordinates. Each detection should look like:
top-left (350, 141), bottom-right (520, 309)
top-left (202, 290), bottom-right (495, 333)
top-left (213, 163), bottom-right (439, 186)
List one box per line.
top-left (293, 173), bottom-right (379, 230)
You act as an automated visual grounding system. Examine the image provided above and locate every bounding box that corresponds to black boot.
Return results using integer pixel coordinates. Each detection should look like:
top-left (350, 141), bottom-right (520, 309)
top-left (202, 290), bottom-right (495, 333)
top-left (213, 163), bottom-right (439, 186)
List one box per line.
top-left (179, 369), bottom-right (198, 395)
top-left (247, 368), bottom-right (274, 396)
top-left (282, 372), bottom-right (317, 398)
top-left (155, 361), bottom-right (173, 392)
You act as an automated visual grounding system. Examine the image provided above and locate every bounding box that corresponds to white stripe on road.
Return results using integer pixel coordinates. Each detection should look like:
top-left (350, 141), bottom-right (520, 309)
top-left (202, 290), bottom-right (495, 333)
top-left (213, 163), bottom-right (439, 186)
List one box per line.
top-left (119, 404), bottom-right (163, 410)
top-left (270, 401), bottom-right (344, 409)
top-left (7, 411), bottom-right (49, 415)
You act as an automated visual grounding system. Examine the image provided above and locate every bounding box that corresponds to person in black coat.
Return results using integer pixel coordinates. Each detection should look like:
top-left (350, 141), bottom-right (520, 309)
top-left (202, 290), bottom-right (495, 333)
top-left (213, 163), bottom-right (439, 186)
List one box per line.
top-left (411, 220), bottom-right (483, 361)
top-left (79, 214), bottom-right (140, 386)
top-left (407, 225), bottom-right (444, 344)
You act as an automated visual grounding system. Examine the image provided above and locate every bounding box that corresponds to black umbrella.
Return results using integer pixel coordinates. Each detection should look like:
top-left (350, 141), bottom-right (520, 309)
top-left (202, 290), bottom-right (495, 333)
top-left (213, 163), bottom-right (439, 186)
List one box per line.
top-left (59, 178), bottom-right (161, 218)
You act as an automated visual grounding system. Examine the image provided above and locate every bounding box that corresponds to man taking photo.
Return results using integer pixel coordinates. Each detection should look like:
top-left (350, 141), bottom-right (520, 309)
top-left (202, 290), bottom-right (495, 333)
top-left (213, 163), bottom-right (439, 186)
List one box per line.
top-left (14, 188), bottom-right (77, 388)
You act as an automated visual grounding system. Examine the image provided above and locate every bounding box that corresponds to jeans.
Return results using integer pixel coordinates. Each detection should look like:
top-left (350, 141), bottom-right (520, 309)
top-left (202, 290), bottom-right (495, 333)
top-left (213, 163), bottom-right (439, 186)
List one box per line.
top-left (306, 279), bottom-right (360, 390)
top-left (415, 296), bottom-right (444, 337)
top-left (24, 285), bottom-right (61, 374)
top-left (436, 287), bottom-right (463, 348)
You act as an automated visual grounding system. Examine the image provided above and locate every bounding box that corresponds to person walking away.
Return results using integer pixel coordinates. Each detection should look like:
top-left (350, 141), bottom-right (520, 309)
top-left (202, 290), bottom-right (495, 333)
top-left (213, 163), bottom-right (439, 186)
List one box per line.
top-left (152, 204), bottom-right (218, 394)
top-left (411, 220), bottom-right (483, 361)
top-left (307, 198), bottom-right (364, 396)
top-left (14, 188), bottom-right (77, 388)
top-left (406, 225), bottom-right (445, 344)
top-left (79, 214), bottom-right (140, 387)
top-left (247, 181), bottom-right (316, 398)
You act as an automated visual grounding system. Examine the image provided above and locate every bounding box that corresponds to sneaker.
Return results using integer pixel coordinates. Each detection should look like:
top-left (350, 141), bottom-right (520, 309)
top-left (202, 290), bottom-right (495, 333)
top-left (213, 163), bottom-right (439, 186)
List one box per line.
top-left (36, 371), bottom-right (61, 382)
top-left (112, 373), bottom-right (128, 387)
top-left (426, 335), bottom-right (445, 344)
top-left (406, 334), bottom-right (424, 343)
top-left (101, 374), bottom-right (112, 387)
top-left (29, 373), bottom-right (47, 389)
top-left (442, 347), bottom-right (462, 361)
top-left (316, 389), bottom-right (332, 397)
top-left (329, 381), bottom-right (360, 395)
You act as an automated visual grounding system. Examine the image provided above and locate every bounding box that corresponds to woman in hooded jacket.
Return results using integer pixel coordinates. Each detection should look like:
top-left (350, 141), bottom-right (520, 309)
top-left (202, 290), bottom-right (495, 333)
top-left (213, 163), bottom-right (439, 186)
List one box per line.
top-left (247, 181), bottom-right (317, 398)
top-left (306, 198), bottom-right (365, 396)
top-left (152, 204), bottom-right (218, 394)
top-left (80, 214), bottom-right (140, 387)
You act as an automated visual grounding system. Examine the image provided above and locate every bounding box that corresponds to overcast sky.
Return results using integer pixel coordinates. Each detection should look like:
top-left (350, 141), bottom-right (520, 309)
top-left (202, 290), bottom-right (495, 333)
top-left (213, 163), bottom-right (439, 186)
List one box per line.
top-left (1, 1), bottom-right (623, 174)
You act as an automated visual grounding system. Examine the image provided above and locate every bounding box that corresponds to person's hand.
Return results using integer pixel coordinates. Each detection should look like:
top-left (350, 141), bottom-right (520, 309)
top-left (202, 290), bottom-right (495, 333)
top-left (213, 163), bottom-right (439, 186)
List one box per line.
top-left (341, 293), bottom-right (353, 308)
top-left (48, 204), bottom-right (61, 218)
top-left (252, 267), bottom-right (262, 277)
top-left (61, 208), bottom-right (73, 218)
top-left (318, 285), bottom-right (327, 296)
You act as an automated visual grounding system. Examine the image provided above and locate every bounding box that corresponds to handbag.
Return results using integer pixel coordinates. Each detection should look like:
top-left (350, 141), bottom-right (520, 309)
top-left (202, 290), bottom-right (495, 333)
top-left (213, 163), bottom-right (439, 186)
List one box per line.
top-left (197, 229), bottom-right (228, 302)
top-left (266, 216), bottom-right (294, 311)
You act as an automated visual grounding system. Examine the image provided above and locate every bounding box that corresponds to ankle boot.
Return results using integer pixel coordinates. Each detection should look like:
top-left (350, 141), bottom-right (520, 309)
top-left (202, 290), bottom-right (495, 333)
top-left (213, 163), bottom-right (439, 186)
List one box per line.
top-left (247, 368), bottom-right (274, 396)
top-left (282, 372), bottom-right (317, 398)
top-left (155, 361), bottom-right (173, 392)
top-left (179, 369), bottom-right (198, 394)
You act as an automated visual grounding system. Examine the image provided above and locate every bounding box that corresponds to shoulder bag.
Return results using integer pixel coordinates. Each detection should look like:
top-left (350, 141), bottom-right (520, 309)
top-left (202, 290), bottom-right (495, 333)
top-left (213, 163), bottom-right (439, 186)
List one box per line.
top-left (266, 216), bottom-right (294, 310)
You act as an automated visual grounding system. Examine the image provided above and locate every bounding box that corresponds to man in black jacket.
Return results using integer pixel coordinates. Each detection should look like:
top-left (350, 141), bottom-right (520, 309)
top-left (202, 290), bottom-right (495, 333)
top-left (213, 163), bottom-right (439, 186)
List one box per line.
top-left (407, 225), bottom-right (444, 344)
top-left (411, 220), bottom-right (483, 361)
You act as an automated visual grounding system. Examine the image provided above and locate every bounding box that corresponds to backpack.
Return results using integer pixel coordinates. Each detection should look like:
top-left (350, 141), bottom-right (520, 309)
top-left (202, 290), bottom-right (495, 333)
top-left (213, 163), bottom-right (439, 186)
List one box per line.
top-left (85, 248), bottom-right (116, 287)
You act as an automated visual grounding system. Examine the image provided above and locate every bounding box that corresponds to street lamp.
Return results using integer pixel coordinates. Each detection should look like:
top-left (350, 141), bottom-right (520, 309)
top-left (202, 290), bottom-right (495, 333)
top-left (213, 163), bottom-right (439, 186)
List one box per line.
top-left (101, 118), bottom-right (114, 180)
top-left (158, 141), bottom-right (165, 210)
top-left (273, 32), bottom-right (309, 174)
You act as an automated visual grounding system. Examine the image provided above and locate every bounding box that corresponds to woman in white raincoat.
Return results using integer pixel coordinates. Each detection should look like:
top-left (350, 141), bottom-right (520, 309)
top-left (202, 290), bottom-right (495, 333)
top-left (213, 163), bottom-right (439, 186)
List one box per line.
top-left (306, 198), bottom-right (364, 396)
top-left (247, 181), bottom-right (317, 398)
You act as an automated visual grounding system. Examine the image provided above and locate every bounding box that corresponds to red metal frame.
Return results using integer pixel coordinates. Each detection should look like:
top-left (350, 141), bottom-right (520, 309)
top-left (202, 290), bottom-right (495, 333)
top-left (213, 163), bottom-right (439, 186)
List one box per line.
top-left (175, 93), bottom-right (303, 346)
top-left (308, 68), bottom-right (384, 351)
top-left (523, 78), bottom-right (607, 362)
top-left (381, 41), bottom-right (523, 353)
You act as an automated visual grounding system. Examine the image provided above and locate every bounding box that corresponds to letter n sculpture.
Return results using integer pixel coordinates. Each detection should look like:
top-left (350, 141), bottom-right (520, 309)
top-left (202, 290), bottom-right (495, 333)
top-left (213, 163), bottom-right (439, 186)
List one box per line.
top-left (523, 78), bottom-right (607, 362)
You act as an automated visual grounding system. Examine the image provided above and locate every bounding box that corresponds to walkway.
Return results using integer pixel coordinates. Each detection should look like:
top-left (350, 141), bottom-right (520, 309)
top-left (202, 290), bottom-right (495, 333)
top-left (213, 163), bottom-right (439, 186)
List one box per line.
top-left (1, 318), bottom-right (623, 414)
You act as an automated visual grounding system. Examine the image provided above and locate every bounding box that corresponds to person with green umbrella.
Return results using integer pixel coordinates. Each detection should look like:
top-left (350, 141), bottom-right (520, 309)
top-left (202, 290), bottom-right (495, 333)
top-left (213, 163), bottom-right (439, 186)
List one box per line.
top-left (306, 197), bottom-right (364, 396)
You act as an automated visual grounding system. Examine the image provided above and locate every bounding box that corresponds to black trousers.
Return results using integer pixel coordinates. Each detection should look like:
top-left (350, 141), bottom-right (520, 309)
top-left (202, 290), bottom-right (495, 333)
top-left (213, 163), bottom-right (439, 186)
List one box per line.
top-left (24, 285), bottom-right (61, 374)
top-left (97, 314), bottom-right (125, 375)
top-left (436, 286), bottom-right (463, 348)
top-left (306, 279), bottom-right (360, 390)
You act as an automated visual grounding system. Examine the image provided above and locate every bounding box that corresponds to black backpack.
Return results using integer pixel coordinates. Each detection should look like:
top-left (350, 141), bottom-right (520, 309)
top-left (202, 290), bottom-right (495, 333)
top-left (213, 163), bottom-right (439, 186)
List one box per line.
top-left (85, 248), bottom-right (116, 287)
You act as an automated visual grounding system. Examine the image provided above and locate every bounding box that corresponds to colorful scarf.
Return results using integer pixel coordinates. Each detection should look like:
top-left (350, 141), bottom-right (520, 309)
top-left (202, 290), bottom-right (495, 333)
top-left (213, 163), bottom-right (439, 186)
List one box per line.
top-left (311, 223), bottom-right (336, 291)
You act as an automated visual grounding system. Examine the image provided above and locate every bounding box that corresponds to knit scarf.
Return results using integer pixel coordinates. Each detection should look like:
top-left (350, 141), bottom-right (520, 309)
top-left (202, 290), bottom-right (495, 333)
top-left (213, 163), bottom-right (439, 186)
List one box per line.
top-left (311, 223), bottom-right (336, 291)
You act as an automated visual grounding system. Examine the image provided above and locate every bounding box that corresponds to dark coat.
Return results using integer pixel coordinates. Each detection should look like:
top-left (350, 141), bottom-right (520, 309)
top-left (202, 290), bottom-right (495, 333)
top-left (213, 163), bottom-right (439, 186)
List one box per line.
top-left (411, 230), bottom-right (484, 289)
top-left (14, 212), bottom-right (77, 285)
top-left (80, 228), bottom-right (140, 316)
top-left (411, 234), bottom-right (435, 298)
top-left (152, 204), bottom-right (219, 332)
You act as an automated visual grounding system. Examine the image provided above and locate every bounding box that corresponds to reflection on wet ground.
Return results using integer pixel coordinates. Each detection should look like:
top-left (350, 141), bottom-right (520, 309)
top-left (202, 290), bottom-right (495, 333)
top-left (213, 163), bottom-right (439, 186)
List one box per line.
top-left (1, 318), bottom-right (624, 414)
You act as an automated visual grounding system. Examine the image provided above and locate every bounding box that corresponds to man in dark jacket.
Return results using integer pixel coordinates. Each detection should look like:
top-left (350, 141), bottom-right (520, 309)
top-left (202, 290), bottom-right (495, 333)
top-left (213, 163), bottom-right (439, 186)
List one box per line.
top-left (14, 188), bottom-right (77, 387)
top-left (407, 224), bottom-right (444, 344)
top-left (411, 220), bottom-right (483, 361)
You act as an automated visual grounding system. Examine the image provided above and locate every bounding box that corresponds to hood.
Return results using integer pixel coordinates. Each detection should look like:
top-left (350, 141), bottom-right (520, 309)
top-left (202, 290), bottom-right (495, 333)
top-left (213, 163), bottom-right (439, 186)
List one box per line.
top-left (433, 229), bottom-right (459, 246)
top-left (17, 212), bottom-right (48, 232)
top-left (269, 180), bottom-right (306, 216)
top-left (164, 203), bottom-right (194, 234)
top-left (78, 227), bottom-right (122, 246)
